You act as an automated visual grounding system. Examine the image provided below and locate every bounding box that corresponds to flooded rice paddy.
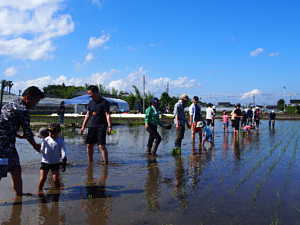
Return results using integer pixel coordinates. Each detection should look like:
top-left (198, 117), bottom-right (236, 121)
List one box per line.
top-left (1, 120), bottom-right (300, 225)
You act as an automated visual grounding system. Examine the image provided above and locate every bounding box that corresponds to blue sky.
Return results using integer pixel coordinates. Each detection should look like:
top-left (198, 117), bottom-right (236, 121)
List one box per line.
top-left (0, 0), bottom-right (299, 104)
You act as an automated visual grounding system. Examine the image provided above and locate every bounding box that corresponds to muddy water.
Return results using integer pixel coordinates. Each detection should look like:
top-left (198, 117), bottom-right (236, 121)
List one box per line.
top-left (0, 121), bottom-right (300, 225)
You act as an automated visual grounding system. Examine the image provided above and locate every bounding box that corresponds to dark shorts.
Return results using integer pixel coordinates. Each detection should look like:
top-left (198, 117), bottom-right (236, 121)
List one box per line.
top-left (206, 119), bottom-right (212, 126)
top-left (0, 148), bottom-right (21, 178)
top-left (233, 119), bottom-right (240, 130)
top-left (85, 126), bottom-right (107, 145)
top-left (40, 163), bottom-right (60, 172)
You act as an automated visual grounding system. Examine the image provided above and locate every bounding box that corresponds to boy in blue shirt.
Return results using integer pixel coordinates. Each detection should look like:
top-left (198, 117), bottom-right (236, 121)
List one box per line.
top-left (200, 122), bottom-right (214, 150)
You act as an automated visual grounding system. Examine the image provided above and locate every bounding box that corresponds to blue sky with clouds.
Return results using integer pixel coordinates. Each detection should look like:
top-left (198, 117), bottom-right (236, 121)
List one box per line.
top-left (0, 0), bottom-right (299, 104)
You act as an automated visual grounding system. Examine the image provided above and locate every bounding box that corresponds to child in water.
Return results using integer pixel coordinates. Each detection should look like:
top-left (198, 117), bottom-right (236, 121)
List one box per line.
top-left (242, 124), bottom-right (255, 135)
top-left (38, 123), bottom-right (67, 192)
top-left (222, 110), bottom-right (229, 131)
top-left (200, 122), bottom-right (214, 150)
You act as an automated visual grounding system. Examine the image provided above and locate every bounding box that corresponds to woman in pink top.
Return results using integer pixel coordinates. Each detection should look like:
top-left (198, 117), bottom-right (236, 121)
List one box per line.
top-left (222, 110), bottom-right (229, 131)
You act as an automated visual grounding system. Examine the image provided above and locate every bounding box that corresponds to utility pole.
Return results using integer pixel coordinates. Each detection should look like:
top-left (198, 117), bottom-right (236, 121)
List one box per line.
top-left (142, 74), bottom-right (145, 113)
top-left (166, 81), bottom-right (169, 94)
top-left (253, 94), bottom-right (256, 106)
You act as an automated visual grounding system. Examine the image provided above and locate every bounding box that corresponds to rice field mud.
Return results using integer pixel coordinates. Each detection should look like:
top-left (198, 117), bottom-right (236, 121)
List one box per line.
top-left (1, 120), bottom-right (300, 225)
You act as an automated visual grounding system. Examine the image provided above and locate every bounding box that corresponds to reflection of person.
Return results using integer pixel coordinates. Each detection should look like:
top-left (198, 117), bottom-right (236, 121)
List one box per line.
top-left (173, 94), bottom-right (190, 153)
top-left (145, 158), bottom-right (160, 210)
top-left (0, 86), bottom-right (44, 196)
top-left (58, 101), bottom-right (65, 124)
top-left (145, 98), bottom-right (162, 155)
top-left (222, 132), bottom-right (229, 159)
top-left (189, 96), bottom-right (202, 146)
top-left (83, 164), bottom-right (110, 225)
top-left (173, 156), bottom-right (188, 208)
top-left (1, 198), bottom-right (23, 225)
top-left (232, 134), bottom-right (240, 160)
top-left (38, 190), bottom-right (63, 225)
top-left (80, 85), bottom-right (112, 164)
top-left (38, 123), bottom-right (67, 192)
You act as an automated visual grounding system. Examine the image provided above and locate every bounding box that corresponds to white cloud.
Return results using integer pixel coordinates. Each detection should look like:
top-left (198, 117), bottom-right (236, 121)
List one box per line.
top-left (88, 33), bottom-right (110, 49)
top-left (13, 69), bottom-right (119, 91)
top-left (12, 68), bottom-right (199, 96)
top-left (250, 48), bottom-right (264, 57)
top-left (85, 53), bottom-right (94, 62)
top-left (108, 67), bottom-right (201, 95)
top-left (241, 89), bottom-right (262, 99)
top-left (3, 66), bottom-right (17, 77)
top-left (89, 0), bottom-right (104, 7)
top-left (268, 52), bottom-right (280, 57)
top-left (0, 0), bottom-right (74, 60)
top-left (0, 0), bottom-right (61, 11)
top-left (91, 69), bottom-right (119, 84)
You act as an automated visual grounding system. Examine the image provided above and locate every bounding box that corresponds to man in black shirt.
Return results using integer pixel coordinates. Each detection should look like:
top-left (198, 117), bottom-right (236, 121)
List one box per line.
top-left (233, 104), bottom-right (242, 135)
top-left (269, 110), bottom-right (276, 129)
top-left (80, 85), bottom-right (112, 164)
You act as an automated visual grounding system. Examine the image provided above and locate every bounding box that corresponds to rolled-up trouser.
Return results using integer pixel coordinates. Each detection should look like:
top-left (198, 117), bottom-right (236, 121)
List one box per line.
top-left (175, 125), bottom-right (185, 148)
top-left (146, 124), bottom-right (161, 152)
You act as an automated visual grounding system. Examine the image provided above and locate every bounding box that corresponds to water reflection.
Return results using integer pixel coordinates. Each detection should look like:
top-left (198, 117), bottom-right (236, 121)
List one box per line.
top-left (145, 157), bottom-right (161, 211)
top-left (173, 156), bottom-right (188, 209)
top-left (222, 132), bottom-right (229, 160)
top-left (1, 199), bottom-right (22, 225)
top-left (38, 191), bottom-right (65, 225)
top-left (188, 154), bottom-right (205, 190)
top-left (81, 164), bottom-right (111, 225)
top-left (232, 135), bottom-right (241, 161)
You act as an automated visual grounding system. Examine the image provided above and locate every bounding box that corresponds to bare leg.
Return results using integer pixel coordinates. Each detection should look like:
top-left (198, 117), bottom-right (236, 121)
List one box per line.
top-left (38, 169), bottom-right (49, 191)
top-left (99, 144), bottom-right (108, 164)
top-left (52, 170), bottom-right (60, 189)
top-left (87, 144), bottom-right (95, 163)
top-left (10, 168), bottom-right (23, 196)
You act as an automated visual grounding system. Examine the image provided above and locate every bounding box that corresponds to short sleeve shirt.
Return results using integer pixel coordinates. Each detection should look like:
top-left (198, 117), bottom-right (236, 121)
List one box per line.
top-left (206, 107), bottom-right (214, 120)
top-left (189, 103), bottom-right (202, 123)
top-left (87, 97), bottom-right (110, 128)
top-left (173, 101), bottom-right (186, 125)
top-left (234, 108), bottom-right (242, 120)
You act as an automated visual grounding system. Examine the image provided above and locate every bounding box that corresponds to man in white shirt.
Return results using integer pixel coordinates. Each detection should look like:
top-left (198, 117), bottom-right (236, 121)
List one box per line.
top-left (189, 96), bottom-right (202, 146)
top-left (206, 103), bottom-right (215, 127)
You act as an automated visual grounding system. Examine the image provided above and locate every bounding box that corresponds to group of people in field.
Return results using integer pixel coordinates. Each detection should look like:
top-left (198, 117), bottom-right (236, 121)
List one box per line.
top-left (0, 86), bottom-right (277, 197)
top-left (144, 94), bottom-right (277, 156)
top-left (0, 85), bottom-right (112, 197)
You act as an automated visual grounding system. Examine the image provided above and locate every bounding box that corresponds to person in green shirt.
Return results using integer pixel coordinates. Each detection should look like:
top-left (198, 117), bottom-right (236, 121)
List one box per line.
top-left (145, 98), bottom-right (162, 156)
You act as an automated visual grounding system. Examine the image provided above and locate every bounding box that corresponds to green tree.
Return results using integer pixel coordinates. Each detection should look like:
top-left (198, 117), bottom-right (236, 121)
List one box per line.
top-left (43, 85), bottom-right (85, 98)
top-left (277, 99), bottom-right (285, 111)
top-left (159, 92), bottom-right (172, 113)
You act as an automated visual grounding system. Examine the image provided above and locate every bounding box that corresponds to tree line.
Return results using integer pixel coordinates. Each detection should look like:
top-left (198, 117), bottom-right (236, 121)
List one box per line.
top-left (43, 83), bottom-right (184, 112)
top-left (43, 84), bottom-right (300, 114)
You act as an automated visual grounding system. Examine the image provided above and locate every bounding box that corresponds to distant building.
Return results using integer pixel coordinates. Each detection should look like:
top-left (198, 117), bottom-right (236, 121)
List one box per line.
top-left (217, 102), bottom-right (233, 107)
top-left (290, 99), bottom-right (300, 106)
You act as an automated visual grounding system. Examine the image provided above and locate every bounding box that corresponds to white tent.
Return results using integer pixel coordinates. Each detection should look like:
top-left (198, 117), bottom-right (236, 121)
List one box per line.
top-left (64, 95), bottom-right (129, 113)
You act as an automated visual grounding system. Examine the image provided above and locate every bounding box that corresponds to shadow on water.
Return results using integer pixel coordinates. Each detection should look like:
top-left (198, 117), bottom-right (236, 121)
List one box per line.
top-left (1, 164), bottom-right (143, 208)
